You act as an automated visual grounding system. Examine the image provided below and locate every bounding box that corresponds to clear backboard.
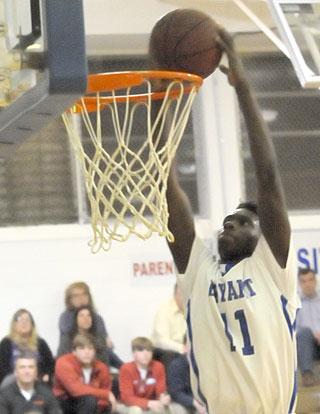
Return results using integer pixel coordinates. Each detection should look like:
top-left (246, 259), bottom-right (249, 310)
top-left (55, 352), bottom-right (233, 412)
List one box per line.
top-left (267, 0), bottom-right (320, 88)
top-left (0, 0), bottom-right (87, 159)
top-left (161, 0), bottom-right (320, 88)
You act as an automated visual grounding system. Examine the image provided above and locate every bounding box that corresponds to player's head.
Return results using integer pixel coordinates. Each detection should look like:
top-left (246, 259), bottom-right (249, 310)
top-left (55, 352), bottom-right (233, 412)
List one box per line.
top-left (298, 268), bottom-right (316, 297)
top-left (217, 201), bottom-right (260, 264)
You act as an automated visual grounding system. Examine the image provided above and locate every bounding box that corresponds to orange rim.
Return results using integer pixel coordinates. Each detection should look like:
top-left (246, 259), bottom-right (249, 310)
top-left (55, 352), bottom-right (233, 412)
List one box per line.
top-left (69, 70), bottom-right (203, 114)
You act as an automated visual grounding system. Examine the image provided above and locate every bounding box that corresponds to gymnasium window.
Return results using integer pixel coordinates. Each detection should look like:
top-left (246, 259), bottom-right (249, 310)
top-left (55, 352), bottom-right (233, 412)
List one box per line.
top-left (240, 53), bottom-right (320, 213)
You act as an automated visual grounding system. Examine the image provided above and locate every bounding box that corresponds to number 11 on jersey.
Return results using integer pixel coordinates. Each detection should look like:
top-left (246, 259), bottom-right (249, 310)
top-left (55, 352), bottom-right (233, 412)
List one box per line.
top-left (221, 309), bottom-right (255, 355)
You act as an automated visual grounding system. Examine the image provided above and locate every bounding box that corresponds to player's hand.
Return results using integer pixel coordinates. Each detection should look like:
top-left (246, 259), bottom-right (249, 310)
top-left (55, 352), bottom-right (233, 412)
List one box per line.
top-left (108, 391), bottom-right (117, 412)
top-left (216, 28), bottom-right (247, 87)
top-left (147, 400), bottom-right (163, 412)
top-left (193, 398), bottom-right (207, 413)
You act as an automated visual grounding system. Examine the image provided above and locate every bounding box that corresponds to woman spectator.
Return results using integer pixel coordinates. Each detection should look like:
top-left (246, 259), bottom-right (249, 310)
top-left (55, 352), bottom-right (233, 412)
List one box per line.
top-left (0, 308), bottom-right (55, 387)
top-left (57, 305), bottom-right (110, 367)
top-left (58, 281), bottom-right (123, 368)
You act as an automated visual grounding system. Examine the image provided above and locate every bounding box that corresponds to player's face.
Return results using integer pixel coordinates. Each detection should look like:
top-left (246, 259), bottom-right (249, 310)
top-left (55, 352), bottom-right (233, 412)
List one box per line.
top-left (217, 208), bottom-right (260, 264)
top-left (73, 345), bottom-right (95, 367)
top-left (299, 272), bottom-right (317, 297)
top-left (77, 309), bottom-right (92, 332)
top-left (132, 348), bottom-right (153, 368)
top-left (15, 358), bottom-right (37, 386)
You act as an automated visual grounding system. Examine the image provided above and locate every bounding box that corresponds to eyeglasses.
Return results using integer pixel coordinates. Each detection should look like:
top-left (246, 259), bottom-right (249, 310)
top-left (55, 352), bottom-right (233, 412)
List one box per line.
top-left (71, 293), bottom-right (87, 298)
top-left (15, 316), bottom-right (31, 323)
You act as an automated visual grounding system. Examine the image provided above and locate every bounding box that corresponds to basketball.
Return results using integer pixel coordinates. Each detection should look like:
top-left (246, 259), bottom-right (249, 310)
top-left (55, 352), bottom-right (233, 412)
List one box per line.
top-left (149, 8), bottom-right (223, 79)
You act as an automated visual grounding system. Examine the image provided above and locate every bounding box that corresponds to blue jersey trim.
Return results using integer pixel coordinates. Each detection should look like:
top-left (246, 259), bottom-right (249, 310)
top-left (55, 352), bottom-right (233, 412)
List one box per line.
top-left (186, 300), bottom-right (209, 412)
top-left (288, 371), bottom-right (297, 413)
top-left (281, 295), bottom-right (293, 338)
top-left (281, 295), bottom-right (298, 413)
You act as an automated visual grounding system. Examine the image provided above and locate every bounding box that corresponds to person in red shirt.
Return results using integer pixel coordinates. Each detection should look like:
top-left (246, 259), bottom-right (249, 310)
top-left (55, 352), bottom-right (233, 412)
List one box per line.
top-left (53, 333), bottom-right (116, 414)
top-left (117, 337), bottom-right (170, 414)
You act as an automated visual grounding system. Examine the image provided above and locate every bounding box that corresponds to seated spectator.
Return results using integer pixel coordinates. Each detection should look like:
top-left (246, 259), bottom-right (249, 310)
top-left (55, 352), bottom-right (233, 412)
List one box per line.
top-left (167, 336), bottom-right (206, 414)
top-left (53, 333), bottom-right (116, 414)
top-left (117, 337), bottom-right (170, 414)
top-left (297, 268), bottom-right (320, 386)
top-left (59, 281), bottom-right (123, 369)
top-left (152, 284), bottom-right (186, 371)
top-left (0, 309), bottom-right (55, 387)
top-left (0, 352), bottom-right (62, 414)
top-left (57, 305), bottom-right (110, 367)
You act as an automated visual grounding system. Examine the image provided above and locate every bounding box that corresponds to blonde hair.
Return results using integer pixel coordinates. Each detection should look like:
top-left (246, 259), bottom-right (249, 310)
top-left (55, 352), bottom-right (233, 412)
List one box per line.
top-left (64, 281), bottom-right (95, 311)
top-left (8, 309), bottom-right (38, 351)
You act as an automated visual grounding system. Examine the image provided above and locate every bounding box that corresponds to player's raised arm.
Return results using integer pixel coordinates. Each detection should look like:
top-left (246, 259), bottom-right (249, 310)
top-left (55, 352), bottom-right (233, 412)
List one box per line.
top-left (218, 29), bottom-right (290, 268)
top-left (166, 162), bottom-right (195, 274)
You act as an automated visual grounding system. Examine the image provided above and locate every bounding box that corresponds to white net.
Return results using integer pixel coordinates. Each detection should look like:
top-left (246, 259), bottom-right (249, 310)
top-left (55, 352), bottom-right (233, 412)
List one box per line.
top-left (62, 73), bottom-right (200, 253)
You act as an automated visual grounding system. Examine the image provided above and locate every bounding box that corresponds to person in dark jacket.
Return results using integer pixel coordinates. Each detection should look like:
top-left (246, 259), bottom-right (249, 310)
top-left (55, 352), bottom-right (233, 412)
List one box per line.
top-left (167, 337), bottom-right (206, 414)
top-left (0, 309), bottom-right (55, 387)
top-left (0, 352), bottom-right (61, 414)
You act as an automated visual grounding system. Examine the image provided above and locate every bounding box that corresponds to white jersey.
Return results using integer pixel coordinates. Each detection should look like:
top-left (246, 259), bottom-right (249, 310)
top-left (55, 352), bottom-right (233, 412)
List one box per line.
top-left (177, 234), bottom-right (300, 414)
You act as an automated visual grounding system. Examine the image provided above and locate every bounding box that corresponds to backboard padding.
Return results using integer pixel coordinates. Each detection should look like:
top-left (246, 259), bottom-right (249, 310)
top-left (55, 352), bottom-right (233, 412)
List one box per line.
top-left (0, 0), bottom-right (87, 159)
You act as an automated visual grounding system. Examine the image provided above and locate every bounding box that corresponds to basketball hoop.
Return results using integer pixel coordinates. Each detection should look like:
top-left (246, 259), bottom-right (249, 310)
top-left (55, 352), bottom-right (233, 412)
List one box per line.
top-left (62, 70), bottom-right (203, 253)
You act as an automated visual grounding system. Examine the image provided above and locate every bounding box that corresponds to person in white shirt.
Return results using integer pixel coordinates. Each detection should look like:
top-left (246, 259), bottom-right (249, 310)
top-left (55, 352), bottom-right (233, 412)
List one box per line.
top-left (296, 267), bottom-right (320, 386)
top-left (152, 283), bottom-right (186, 370)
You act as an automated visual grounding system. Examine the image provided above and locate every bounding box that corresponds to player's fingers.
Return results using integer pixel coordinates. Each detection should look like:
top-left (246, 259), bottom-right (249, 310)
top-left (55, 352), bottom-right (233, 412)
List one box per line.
top-left (219, 64), bottom-right (229, 75)
top-left (216, 28), bottom-right (235, 52)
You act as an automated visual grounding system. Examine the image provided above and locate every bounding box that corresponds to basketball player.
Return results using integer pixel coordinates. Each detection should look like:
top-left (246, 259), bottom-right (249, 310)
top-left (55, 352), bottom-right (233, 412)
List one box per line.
top-left (164, 29), bottom-right (300, 413)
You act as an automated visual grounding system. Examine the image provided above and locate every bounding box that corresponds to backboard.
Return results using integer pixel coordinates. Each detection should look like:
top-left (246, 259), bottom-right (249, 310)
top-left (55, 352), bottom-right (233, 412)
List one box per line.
top-left (267, 0), bottom-right (320, 88)
top-left (0, 0), bottom-right (87, 159)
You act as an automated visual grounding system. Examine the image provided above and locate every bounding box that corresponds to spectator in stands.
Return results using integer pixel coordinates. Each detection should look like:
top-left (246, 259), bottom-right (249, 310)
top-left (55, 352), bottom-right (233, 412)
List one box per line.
top-left (152, 283), bottom-right (186, 371)
top-left (0, 309), bottom-right (55, 387)
top-left (0, 352), bottom-right (62, 414)
top-left (297, 268), bottom-right (320, 386)
top-left (167, 336), bottom-right (206, 414)
top-left (117, 337), bottom-right (170, 414)
top-left (57, 305), bottom-right (110, 367)
top-left (53, 333), bottom-right (116, 414)
top-left (59, 281), bottom-right (123, 369)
